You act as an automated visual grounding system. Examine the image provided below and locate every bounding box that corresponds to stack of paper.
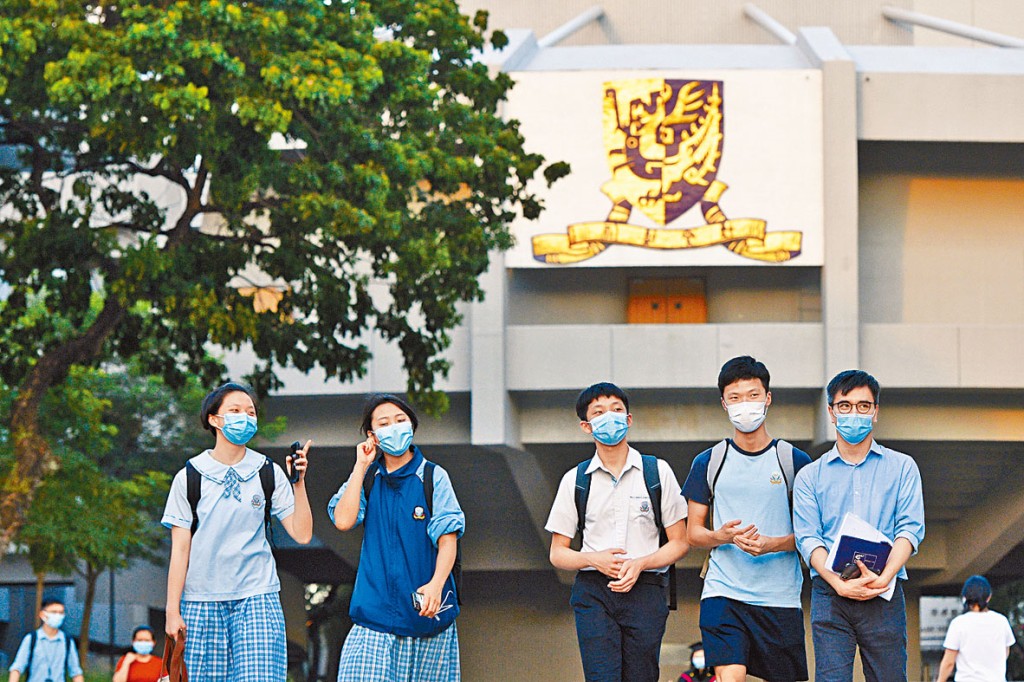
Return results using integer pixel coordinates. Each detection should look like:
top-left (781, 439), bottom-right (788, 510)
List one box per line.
top-left (824, 512), bottom-right (897, 601)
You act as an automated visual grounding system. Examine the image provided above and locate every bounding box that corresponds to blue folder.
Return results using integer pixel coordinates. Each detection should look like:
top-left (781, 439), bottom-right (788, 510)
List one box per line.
top-left (830, 535), bottom-right (892, 574)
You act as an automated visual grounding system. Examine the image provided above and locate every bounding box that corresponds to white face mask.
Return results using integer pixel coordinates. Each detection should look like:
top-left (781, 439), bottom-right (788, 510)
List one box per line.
top-left (726, 401), bottom-right (767, 433)
top-left (692, 652), bottom-right (706, 669)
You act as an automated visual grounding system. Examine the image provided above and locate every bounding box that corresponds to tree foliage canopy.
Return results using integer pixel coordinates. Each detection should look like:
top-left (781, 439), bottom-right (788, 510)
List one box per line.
top-left (0, 0), bottom-right (565, 549)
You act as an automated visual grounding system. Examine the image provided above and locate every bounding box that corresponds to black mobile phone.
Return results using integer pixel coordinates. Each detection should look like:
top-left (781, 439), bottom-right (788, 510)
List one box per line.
top-left (840, 562), bottom-right (862, 580)
top-left (287, 441), bottom-right (302, 484)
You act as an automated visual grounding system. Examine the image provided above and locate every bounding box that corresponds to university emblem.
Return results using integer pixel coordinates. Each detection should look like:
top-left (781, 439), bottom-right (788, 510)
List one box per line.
top-left (532, 79), bottom-right (803, 264)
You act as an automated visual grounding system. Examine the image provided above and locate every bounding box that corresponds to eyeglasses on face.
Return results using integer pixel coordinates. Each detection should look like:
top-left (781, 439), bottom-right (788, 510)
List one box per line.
top-left (830, 400), bottom-right (877, 415)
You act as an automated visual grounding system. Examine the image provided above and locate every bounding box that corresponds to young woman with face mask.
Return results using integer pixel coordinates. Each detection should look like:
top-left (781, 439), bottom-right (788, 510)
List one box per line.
top-left (112, 626), bottom-right (161, 682)
top-left (328, 393), bottom-right (466, 682)
top-left (161, 382), bottom-right (313, 682)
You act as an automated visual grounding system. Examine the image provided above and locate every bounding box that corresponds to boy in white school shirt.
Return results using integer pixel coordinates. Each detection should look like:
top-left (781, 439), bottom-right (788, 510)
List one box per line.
top-left (546, 382), bottom-right (689, 682)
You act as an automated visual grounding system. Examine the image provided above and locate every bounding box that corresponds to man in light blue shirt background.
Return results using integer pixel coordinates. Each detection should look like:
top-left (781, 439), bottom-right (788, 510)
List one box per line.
top-left (7, 597), bottom-right (84, 682)
top-left (793, 369), bottom-right (925, 682)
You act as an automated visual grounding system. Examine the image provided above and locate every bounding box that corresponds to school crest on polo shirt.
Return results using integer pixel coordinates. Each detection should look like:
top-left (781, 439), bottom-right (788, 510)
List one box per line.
top-left (769, 471), bottom-right (784, 485)
top-left (252, 494), bottom-right (264, 509)
top-left (639, 499), bottom-right (651, 514)
top-left (412, 506), bottom-right (426, 521)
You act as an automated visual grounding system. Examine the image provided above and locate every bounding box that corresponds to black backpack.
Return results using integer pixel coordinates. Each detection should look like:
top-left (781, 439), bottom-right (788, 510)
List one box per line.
top-left (362, 459), bottom-right (463, 604)
top-left (22, 630), bottom-right (75, 680)
top-left (574, 454), bottom-right (677, 609)
top-left (186, 457), bottom-right (278, 544)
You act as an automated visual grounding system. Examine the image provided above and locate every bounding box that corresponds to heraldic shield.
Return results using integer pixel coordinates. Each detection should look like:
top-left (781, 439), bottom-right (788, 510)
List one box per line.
top-left (603, 78), bottom-right (723, 226)
top-left (531, 78), bottom-right (803, 264)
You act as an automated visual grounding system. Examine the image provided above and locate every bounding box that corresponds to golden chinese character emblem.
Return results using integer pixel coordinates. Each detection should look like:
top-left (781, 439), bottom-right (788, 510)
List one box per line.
top-left (532, 79), bottom-right (803, 264)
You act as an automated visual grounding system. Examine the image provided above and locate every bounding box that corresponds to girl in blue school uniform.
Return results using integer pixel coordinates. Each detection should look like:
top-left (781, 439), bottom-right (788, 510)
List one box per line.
top-left (329, 393), bottom-right (465, 682)
top-left (162, 382), bottom-right (313, 681)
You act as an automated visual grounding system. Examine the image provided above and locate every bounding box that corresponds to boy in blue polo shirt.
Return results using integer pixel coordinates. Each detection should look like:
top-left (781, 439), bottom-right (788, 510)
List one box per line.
top-left (7, 598), bottom-right (84, 682)
top-left (682, 356), bottom-right (811, 682)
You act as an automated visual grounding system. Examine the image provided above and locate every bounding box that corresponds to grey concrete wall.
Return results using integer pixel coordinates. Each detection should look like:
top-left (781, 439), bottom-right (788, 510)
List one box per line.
top-left (508, 268), bottom-right (821, 326)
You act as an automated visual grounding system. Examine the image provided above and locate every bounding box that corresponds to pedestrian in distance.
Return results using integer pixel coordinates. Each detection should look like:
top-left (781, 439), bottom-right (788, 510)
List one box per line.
top-left (161, 382), bottom-right (313, 681)
top-left (682, 356), bottom-right (810, 682)
top-left (329, 393), bottom-right (465, 682)
top-left (112, 625), bottom-right (161, 682)
top-left (793, 369), bottom-right (926, 682)
top-left (546, 382), bottom-right (689, 682)
top-left (935, 575), bottom-right (1015, 682)
top-left (6, 597), bottom-right (84, 682)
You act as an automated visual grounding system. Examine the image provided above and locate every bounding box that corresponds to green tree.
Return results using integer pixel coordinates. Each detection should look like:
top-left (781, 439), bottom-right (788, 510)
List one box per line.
top-left (20, 451), bottom-right (169, 663)
top-left (0, 0), bottom-right (566, 555)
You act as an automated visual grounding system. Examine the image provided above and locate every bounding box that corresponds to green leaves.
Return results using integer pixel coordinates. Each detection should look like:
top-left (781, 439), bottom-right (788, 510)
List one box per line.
top-left (0, 0), bottom-right (564, 416)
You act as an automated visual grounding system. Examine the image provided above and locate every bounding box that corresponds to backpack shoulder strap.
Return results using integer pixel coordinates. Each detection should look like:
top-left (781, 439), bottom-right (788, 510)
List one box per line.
top-left (24, 630), bottom-right (37, 679)
top-left (259, 458), bottom-right (277, 544)
top-left (362, 461), bottom-right (379, 504)
top-left (706, 439), bottom-right (730, 503)
top-left (640, 454), bottom-right (663, 531)
top-left (65, 634), bottom-right (74, 676)
top-left (185, 461), bottom-right (201, 535)
top-left (640, 453), bottom-right (678, 610)
top-left (775, 439), bottom-right (796, 510)
top-left (422, 460), bottom-right (436, 516)
top-left (573, 460), bottom-right (592, 540)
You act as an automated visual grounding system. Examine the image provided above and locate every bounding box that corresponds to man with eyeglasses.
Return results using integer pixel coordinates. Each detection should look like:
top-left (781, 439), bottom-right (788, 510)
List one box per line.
top-left (7, 598), bottom-right (84, 682)
top-left (792, 370), bottom-right (925, 682)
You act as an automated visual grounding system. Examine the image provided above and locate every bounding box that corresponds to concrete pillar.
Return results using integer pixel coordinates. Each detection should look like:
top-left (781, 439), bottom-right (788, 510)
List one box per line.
top-left (796, 28), bottom-right (859, 449)
top-left (470, 251), bottom-right (518, 447)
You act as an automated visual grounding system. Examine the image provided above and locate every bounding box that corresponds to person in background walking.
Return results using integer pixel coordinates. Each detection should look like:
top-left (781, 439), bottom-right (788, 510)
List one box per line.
top-left (935, 575), bottom-right (1015, 682)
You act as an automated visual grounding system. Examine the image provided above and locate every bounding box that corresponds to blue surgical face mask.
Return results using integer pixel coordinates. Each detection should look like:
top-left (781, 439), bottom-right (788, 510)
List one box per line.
top-left (217, 413), bottom-right (257, 445)
top-left (835, 413), bottom-right (873, 445)
top-left (42, 611), bottom-right (65, 629)
top-left (588, 411), bottom-right (629, 446)
top-left (375, 421), bottom-right (414, 456)
top-left (133, 640), bottom-right (155, 655)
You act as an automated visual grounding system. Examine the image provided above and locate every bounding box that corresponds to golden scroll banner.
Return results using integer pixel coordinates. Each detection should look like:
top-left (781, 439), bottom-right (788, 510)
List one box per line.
top-left (531, 183), bottom-right (802, 265)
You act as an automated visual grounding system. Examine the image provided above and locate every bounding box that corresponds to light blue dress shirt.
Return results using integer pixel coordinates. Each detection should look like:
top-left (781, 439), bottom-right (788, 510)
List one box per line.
top-left (793, 440), bottom-right (925, 579)
top-left (9, 628), bottom-right (83, 681)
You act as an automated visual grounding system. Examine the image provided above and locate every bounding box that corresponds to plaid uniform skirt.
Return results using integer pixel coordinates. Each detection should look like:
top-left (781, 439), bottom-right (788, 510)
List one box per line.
top-left (182, 592), bottom-right (287, 682)
top-left (337, 622), bottom-right (460, 682)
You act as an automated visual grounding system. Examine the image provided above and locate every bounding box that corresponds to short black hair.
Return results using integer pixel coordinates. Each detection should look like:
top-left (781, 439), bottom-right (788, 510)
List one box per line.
top-left (132, 625), bottom-right (154, 640)
top-left (200, 382), bottom-right (258, 434)
top-left (40, 597), bottom-right (64, 610)
top-left (962, 575), bottom-right (992, 608)
top-left (826, 370), bottom-right (880, 404)
top-left (575, 382), bottom-right (630, 421)
top-left (360, 393), bottom-right (419, 435)
top-left (718, 356), bottom-right (770, 396)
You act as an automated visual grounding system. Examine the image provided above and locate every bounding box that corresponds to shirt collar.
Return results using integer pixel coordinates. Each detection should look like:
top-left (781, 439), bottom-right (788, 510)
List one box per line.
top-left (189, 448), bottom-right (265, 483)
top-left (36, 627), bottom-right (65, 641)
top-left (377, 446), bottom-right (424, 481)
top-left (585, 446), bottom-right (642, 476)
top-left (825, 440), bottom-right (884, 464)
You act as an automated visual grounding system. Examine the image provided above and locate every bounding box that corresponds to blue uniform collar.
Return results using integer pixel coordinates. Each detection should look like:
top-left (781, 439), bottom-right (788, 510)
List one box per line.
top-left (377, 446), bottom-right (424, 482)
top-left (189, 448), bottom-right (264, 483)
top-left (825, 440), bottom-right (884, 465)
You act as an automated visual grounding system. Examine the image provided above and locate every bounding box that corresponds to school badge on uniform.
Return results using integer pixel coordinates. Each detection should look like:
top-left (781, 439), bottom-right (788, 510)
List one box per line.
top-left (251, 494), bottom-right (264, 509)
top-left (531, 78), bottom-right (802, 264)
top-left (412, 506), bottom-right (426, 521)
top-left (769, 472), bottom-right (784, 485)
top-left (640, 500), bottom-right (651, 514)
